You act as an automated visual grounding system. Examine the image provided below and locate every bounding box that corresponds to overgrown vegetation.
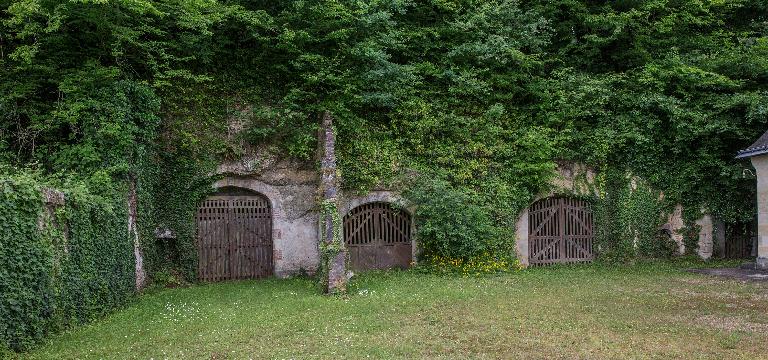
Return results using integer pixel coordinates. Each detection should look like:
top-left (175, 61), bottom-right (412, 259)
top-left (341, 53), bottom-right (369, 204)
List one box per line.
top-left (404, 177), bottom-right (516, 265)
top-left (4, 0), bottom-right (764, 268)
top-left (1, 0), bottom-right (767, 349)
top-left (593, 170), bottom-right (675, 263)
top-left (0, 169), bottom-right (134, 351)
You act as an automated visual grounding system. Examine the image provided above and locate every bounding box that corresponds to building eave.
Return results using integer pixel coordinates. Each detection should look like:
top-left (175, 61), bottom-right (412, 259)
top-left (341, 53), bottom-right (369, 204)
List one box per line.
top-left (736, 147), bottom-right (768, 159)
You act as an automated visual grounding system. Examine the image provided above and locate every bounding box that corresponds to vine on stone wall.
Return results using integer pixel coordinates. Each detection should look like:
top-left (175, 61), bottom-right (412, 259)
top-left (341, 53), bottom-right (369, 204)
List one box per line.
top-left (317, 199), bottom-right (346, 294)
top-left (680, 207), bottom-right (703, 256)
top-left (0, 169), bottom-right (135, 351)
top-left (592, 169), bottom-right (676, 262)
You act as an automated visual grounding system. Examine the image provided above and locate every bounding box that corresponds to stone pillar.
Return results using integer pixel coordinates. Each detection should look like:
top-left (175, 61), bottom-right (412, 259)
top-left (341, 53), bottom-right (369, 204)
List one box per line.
top-left (750, 155), bottom-right (768, 269)
top-left (515, 208), bottom-right (529, 267)
top-left (128, 176), bottom-right (147, 290)
top-left (318, 111), bottom-right (348, 293)
top-left (696, 215), bottom-right (713, 259)
top-left (666, 205), bottom-right (685, 255)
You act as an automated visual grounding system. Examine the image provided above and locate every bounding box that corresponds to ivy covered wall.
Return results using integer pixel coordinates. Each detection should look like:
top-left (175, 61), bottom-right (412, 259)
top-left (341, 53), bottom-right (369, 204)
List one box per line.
top-left (0, 170), bottom-right (135, 352)
top-left (0, 0), bottom-right (766, 324)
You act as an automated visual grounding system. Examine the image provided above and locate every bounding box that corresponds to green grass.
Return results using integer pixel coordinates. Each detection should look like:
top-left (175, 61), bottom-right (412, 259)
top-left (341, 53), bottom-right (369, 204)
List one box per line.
top-left (20, 261), bottom-right (768, 359)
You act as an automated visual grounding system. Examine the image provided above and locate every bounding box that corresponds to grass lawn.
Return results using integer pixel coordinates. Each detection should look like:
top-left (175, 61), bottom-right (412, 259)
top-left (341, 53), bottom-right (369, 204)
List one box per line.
top-left (20, 261), bottom-right (768, 359)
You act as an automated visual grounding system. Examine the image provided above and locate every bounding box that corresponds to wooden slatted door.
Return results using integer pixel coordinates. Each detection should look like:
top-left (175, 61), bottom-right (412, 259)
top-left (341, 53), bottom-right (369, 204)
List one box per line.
top-left (724, 221), bottom-right (756, 259)
top-left (529, 197), bottom-right (594, 266)
top-left (196, 192), bottom-right (273, 281)
top-left (344, 202), bottom-right (412, 271)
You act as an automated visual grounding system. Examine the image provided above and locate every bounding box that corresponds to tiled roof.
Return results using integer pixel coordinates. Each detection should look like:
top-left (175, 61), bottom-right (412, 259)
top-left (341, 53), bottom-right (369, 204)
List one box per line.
top-left (736, 130), bottom-right (768, 159)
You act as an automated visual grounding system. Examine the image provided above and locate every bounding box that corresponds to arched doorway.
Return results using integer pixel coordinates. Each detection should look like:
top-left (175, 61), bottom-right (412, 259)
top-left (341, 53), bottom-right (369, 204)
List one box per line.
top-left (196, 187), bottom-right (273, 281)
top-left (528, 197), bottom-right (594, 266)
top-left (343, 202), bottom-right (412, 271)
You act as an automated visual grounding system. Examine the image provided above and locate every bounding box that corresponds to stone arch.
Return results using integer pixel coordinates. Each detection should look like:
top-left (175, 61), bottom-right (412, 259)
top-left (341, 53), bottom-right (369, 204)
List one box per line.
top-left (196, 183), bottom-right (275, 280)
top-left (212, 178), bottom-right (286, 222)
top-left (340, 191), bottom-right (413, 217)
top-left (209, 177), bottom-right (320, 278)
top-left (341, 192), bottom-right (415, 270)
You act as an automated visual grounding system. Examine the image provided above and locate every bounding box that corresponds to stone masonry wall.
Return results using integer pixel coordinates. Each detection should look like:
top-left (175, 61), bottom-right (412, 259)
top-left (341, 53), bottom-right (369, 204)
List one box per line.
top-left (215, 151), bottom-right (320, 277)
top-left (515, 162), bottom-right (715, 266)
top-left (750, 155), bottom-right (768, 268)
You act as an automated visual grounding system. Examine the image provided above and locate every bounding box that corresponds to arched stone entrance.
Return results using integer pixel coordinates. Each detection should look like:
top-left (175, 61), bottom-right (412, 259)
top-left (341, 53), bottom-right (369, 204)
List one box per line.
top-left (343, 202), bottom-right (412, 271)
top-left (196, 187), bottom-right (273, 281)
top-left (528, 196), bottom-right (594, 266)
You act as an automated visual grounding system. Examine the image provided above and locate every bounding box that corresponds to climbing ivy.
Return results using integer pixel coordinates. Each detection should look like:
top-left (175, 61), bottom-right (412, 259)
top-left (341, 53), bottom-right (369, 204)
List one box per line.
top-left (592, 169), bottom-right (675, 263)
top-left (147, 151), bottom-right (219, 281)
top-left (0, 168), bottom-right (135, 351)
top-left (317, 199), bottom-right (345, 293)
top-left (679, 207), bottom-right (704, 257)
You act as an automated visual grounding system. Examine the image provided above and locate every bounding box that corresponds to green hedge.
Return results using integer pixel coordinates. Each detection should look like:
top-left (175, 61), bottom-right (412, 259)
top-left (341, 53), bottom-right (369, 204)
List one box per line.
top-left (0, 172), bottom-right (135, 351)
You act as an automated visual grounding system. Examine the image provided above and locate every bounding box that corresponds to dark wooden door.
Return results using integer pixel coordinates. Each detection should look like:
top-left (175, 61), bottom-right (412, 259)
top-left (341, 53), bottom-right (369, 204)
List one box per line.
top-left (529, 197), bottom-right (594, 266)
top-left (344, 202), bottom-right (412, 271)
top-left (724, 221), bottom-right (756, 259)
top-left (196, 193), bottom-right (273, 281)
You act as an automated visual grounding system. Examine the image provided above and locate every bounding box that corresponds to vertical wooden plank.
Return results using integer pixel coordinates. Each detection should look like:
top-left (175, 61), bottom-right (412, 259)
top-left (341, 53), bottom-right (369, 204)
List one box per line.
top-left (222, 198), bottom-right (228, 281)
top-left (238, 199), bottom-right (243, 280)
top-left (231, 199), bottom-right (237, 280)
top-left (256, 200), bottom-right (260, 277)
top-left (558, 198), bottom-right (565, 263)
top-left (252, 198), bottom-right (258, 278)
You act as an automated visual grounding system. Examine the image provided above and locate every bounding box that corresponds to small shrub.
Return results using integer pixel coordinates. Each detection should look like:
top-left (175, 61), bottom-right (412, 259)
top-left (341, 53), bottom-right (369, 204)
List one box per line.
top-left (403, 176), bottom-right (516, 268)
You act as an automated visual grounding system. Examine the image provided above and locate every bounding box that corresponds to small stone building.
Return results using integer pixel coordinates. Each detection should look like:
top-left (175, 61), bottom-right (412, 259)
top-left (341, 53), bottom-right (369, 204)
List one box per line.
top-left (736, 130), bottom-right (768, 269)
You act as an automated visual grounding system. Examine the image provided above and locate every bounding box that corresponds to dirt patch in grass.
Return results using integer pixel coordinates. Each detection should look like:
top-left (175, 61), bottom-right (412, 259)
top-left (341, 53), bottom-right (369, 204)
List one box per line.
top-left (692, 314), bottom-right (768, 333)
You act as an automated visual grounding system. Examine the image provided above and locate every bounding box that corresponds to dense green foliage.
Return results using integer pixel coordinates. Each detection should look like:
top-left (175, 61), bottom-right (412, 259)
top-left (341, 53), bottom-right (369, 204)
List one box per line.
top-left (592, 170), bottom-right (676, 262)
top-left (405, 177), bottom-right (506, 261)
top-left (1, 0), bottom-right (766, 303)
top-left (535, 0), bottom-right (768, 223)
top-left (0, 170), bottom-right (134, 351)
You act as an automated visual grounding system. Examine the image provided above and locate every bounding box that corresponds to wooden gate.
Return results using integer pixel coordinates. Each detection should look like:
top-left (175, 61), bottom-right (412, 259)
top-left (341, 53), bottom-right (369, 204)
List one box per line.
top-left (724, 221), bottom-right (756, 259)
top-left (529, 197), bottom-right (594, 266)
top-left (343, 202), bottom-right (412, 271)
top-left (196, 189), bottom-right (273, 281)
